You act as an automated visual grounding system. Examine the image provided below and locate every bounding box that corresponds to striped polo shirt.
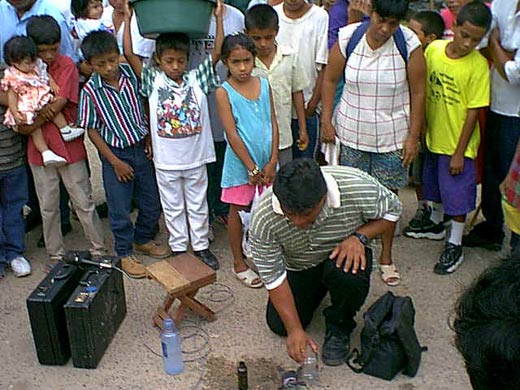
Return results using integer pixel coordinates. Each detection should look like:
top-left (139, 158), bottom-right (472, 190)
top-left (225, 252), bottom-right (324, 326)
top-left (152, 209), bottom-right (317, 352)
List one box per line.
top-left (249, 166), bottom-right (402, 290)
top-left (78, 63), bottom-right (148, 149)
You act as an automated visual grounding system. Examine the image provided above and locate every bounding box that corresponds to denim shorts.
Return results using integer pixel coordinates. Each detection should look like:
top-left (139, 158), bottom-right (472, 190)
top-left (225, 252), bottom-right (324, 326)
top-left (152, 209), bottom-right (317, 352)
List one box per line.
top-left (339, 145), bottom-right (408, 190)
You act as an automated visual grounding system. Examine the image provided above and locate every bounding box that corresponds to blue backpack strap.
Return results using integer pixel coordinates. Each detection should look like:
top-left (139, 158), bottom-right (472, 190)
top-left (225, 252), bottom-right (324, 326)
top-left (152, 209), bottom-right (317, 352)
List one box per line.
top-left (393, 26), bottom-right (408, 64)
top-left (346, 21), bottom-right (408, 64)
top-left (345, 20), bottom-right (370, 60)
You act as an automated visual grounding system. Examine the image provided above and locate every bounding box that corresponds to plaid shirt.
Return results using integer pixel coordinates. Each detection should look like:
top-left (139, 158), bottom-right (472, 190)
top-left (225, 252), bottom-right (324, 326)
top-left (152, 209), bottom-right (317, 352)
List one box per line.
top-left (78, 64), bottom-right (148, 149)
top-left (140, 55), bottom-right (219, 98)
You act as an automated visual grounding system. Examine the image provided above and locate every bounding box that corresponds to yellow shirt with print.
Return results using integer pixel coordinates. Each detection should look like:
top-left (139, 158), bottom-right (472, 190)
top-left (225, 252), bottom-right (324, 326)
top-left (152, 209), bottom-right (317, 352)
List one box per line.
top-left (425, 39), bottom-right (490, 159)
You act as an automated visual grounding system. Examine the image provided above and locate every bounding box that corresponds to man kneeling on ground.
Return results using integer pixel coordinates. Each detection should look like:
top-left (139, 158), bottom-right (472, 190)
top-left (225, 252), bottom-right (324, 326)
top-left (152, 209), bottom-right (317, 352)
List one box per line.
top-left (249, 159), bottom-right (402, 365)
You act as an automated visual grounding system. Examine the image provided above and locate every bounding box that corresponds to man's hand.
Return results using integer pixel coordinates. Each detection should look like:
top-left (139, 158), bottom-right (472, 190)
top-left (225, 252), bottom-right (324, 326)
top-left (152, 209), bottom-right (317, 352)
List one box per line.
top-left (38, 104), bottom-right (56, 122)
top-left (287, 328), bottom-right (319, 364)
top-left (449, 152), bottom-right (464, 176)
top-left (402, 135), bottom-right (419, 167)
top-left (112, 158), bottom-right (134, 182)
top-left (329, 235), bottom-right (366, 274)
top-left (321, 120), bottom-right (336, 144)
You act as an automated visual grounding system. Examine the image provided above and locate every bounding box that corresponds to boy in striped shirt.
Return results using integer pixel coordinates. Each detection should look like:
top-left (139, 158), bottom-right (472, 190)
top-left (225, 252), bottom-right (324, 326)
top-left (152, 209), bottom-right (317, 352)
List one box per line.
top-left (78, 31), bottom-right (169, 278)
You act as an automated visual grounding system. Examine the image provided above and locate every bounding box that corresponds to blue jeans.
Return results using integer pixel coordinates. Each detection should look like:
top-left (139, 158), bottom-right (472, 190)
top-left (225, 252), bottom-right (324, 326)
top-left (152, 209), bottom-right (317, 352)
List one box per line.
top-left (0, 165), bottom-right (28, 263)
top-left (291, 114), bottom-right (320, 160)
top-left (100, 141), bottom-right (162, 257)
top-left (481, 111), bottom-right (520, 244)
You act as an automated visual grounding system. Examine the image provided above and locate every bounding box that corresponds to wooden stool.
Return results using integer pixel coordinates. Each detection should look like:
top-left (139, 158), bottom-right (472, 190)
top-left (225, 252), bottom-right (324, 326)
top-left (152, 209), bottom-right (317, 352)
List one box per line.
top-left (146, 253), bottom-right (216, 328)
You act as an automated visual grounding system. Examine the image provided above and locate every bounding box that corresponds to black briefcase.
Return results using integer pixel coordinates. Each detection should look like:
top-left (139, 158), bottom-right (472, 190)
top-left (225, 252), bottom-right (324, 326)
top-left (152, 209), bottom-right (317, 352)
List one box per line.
top-left (26, 262), bottom-right (85, 365)
top-left (64, 258), bottom-right (126, 369)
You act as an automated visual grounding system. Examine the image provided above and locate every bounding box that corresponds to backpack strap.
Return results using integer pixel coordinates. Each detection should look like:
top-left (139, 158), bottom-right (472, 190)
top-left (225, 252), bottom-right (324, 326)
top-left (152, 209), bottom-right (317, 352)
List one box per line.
top-left (393, 26), bottom-right (408, 64)
top-left (345, 20), bottom-right (408, 64)
top-left (345, 20), bottom-right (370, 61)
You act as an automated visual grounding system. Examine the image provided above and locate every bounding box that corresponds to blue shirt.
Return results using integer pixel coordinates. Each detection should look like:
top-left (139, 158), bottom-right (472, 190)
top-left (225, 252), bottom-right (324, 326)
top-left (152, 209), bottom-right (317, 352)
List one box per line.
top-left (221, 77), bottom-right (273, 188)
top-left (0, 0), bottom-right (75, 62)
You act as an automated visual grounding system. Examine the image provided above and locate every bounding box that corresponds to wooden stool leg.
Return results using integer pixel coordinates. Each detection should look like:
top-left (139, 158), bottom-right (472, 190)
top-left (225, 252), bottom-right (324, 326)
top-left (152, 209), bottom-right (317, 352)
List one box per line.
top-left (152, 294), bottom-right (178, 328)
top-left (178, 291), bottom-right (216, 322)
top-left (173, 292), bottom-right (192, 324)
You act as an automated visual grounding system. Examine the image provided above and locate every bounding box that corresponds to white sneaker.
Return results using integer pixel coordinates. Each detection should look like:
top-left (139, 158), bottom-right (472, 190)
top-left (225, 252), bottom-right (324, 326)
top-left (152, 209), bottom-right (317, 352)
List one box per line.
top-left (42, 150), bottom-right (67, 167)
top-left (60, 125), bottom-right (85, 142)
top-left (10, 256), bottom-right (31, 277)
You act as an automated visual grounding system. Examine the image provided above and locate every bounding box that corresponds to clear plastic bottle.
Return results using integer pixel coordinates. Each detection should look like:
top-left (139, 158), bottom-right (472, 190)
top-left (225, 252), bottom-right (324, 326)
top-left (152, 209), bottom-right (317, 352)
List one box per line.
top-left (161, 318), bottom-right (184, 375)
top-left (298, 353), bottom-right (319, 385)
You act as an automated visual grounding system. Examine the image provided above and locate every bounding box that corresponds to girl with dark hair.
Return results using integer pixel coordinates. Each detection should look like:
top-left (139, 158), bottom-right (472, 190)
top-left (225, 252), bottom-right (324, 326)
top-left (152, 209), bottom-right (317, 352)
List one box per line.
top-left (216, 32), bottom-right (279, 288)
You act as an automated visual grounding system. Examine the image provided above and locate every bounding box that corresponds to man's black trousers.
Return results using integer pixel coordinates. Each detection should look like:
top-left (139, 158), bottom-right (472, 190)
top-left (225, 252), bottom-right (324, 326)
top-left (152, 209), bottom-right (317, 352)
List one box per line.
top-left (266, 249), bottom-right (372, 336)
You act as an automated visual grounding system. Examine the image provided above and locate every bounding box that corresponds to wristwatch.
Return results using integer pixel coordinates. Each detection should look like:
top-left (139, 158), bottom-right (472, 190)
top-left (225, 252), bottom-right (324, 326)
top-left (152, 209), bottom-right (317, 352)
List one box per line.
top-left (248, 165), bottom-right (260, 177)
top-left (352, 232), bottom-right (369, 246)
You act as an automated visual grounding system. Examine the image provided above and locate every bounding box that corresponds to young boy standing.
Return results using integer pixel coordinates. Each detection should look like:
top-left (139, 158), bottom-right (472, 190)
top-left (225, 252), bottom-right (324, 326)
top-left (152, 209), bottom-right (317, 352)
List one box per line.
top-left (0, 66), bottom-right (30, 278)
top-left (274, 0), bottom-right (328, 160)
top-left (121, 2), bottom-right (223, 270)
top-left (411, 2), bottom-right (491, 274)
top-left (79, 30), bottom-right (169, 278)
top-left (245, 4), bottom-right (309, 166)
top-left (19, 15), bottom-right (106, 271)
top-left (404, 10), bottom-right (446, 235)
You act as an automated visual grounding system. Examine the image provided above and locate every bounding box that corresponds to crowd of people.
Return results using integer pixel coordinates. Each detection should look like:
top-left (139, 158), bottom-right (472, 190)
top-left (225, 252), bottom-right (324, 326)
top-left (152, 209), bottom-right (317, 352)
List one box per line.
top-left (0, 0), bottom-right (519, 387)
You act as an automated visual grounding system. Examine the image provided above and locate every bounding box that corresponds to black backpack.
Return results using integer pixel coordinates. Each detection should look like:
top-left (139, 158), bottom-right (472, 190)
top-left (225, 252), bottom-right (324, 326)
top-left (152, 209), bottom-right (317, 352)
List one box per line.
top-left (347, 292), bottom-right (427, 381)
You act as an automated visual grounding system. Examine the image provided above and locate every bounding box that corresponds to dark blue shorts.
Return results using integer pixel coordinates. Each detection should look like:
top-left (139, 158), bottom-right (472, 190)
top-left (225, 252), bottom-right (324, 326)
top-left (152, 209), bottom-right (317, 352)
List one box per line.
top-left (422, 153), bottom-right (476, 216)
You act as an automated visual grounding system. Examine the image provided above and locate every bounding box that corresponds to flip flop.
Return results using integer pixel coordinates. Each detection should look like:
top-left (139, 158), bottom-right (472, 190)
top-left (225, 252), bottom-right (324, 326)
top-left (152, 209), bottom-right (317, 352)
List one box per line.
top-left (232, 268), bottom-right (263, 288)
top-left (379, 263), bottom-right (401, 287)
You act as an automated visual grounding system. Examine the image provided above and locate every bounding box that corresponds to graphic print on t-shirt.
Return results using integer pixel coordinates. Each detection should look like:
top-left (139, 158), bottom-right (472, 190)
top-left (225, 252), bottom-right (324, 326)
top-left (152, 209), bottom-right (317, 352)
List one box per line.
top-left (428, 70), bottom-right (461, 106)
top-left (156, 86), bottom-right (202, 138)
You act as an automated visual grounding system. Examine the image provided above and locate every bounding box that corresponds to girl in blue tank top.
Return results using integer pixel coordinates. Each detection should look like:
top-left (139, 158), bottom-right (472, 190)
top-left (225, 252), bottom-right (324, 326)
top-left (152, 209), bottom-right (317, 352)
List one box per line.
top-left (216, 33), bottom-right (279, 288)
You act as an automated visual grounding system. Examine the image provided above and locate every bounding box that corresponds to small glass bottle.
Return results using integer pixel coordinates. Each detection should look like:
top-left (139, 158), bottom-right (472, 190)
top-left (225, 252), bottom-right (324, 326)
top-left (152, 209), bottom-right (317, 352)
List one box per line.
top-left (237, 361), bottom-right (248, 390)
top-left (161, 318), bottom-right (184, 375)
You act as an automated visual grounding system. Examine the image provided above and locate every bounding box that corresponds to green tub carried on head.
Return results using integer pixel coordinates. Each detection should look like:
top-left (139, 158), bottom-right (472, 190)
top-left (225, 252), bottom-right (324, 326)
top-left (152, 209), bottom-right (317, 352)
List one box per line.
top-left (131, 0), bottom-right (217, 39)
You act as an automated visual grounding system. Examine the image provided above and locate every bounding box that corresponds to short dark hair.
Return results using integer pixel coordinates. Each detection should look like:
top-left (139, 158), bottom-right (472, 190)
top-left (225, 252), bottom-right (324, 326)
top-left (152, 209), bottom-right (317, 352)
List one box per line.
top-left (155, 33), bottom-right (190, 59)
top-left (411, 10), bottom-right (445, 39)
top-left (372, 0), bottom-right (410, 20)
top-left (456, 1), bottom-right (492, 31)
top-left (3, 36), bottom-right (37, 67)
top-left (453, 257), bottom-right (520, 390)
top-left (71, 0), bottom-right (91, 19)
top-left (81, 30), bottom-right (119, 62)
top-left (26, 15), bottom-right (61, 46)
top-left (273, 159), bottom-right (327, 214)
top-left (221, 32), bottom-right (256, 61)
top-left (245, 4), bottom-right (279, 31)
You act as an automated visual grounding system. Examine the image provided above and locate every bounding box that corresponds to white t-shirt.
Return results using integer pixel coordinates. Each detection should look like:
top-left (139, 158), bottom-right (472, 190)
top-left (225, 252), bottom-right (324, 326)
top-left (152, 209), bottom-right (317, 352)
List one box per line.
top-left (102, 6), bottom-right (155, 58)
top-left (141, 61), bottom-right (217, 171)
top-left (274, 3), bottom-right (328, 107)
top-left (334, 23), bottom-right (421, 153)
top-left (189, 4), bottom-right (245, 142)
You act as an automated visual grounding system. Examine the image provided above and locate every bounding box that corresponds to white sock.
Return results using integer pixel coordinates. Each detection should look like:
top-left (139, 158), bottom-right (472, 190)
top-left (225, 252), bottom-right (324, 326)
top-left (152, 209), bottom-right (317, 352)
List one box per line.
top-left (430, 202), bottom-right (444, 224)
top-left (449, 220), bottom-right (466, 246)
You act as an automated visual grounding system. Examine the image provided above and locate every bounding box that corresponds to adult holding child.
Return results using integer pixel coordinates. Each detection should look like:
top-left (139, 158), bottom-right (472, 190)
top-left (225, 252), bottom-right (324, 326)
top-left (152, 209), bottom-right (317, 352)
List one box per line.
top-left (321, 0), bottom-right (425, 287)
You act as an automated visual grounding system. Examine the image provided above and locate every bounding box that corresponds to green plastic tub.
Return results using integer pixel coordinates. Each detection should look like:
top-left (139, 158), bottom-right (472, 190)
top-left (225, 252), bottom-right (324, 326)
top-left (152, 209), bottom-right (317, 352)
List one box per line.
top-left (131, 0), bottom-right (216, 39)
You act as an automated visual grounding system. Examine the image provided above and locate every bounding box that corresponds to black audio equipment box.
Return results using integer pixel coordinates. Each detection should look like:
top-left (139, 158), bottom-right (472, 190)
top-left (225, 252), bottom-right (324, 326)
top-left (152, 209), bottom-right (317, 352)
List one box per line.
top-left (64, 258), bottom-right (126, 369)
top-left (26, 262), bottom-right (85, 365)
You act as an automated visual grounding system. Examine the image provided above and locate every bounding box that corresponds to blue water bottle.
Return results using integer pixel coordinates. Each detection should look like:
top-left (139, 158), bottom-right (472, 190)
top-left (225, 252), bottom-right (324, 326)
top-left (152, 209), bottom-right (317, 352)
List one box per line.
top-left (161, 318), bottom-right (184, 375)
